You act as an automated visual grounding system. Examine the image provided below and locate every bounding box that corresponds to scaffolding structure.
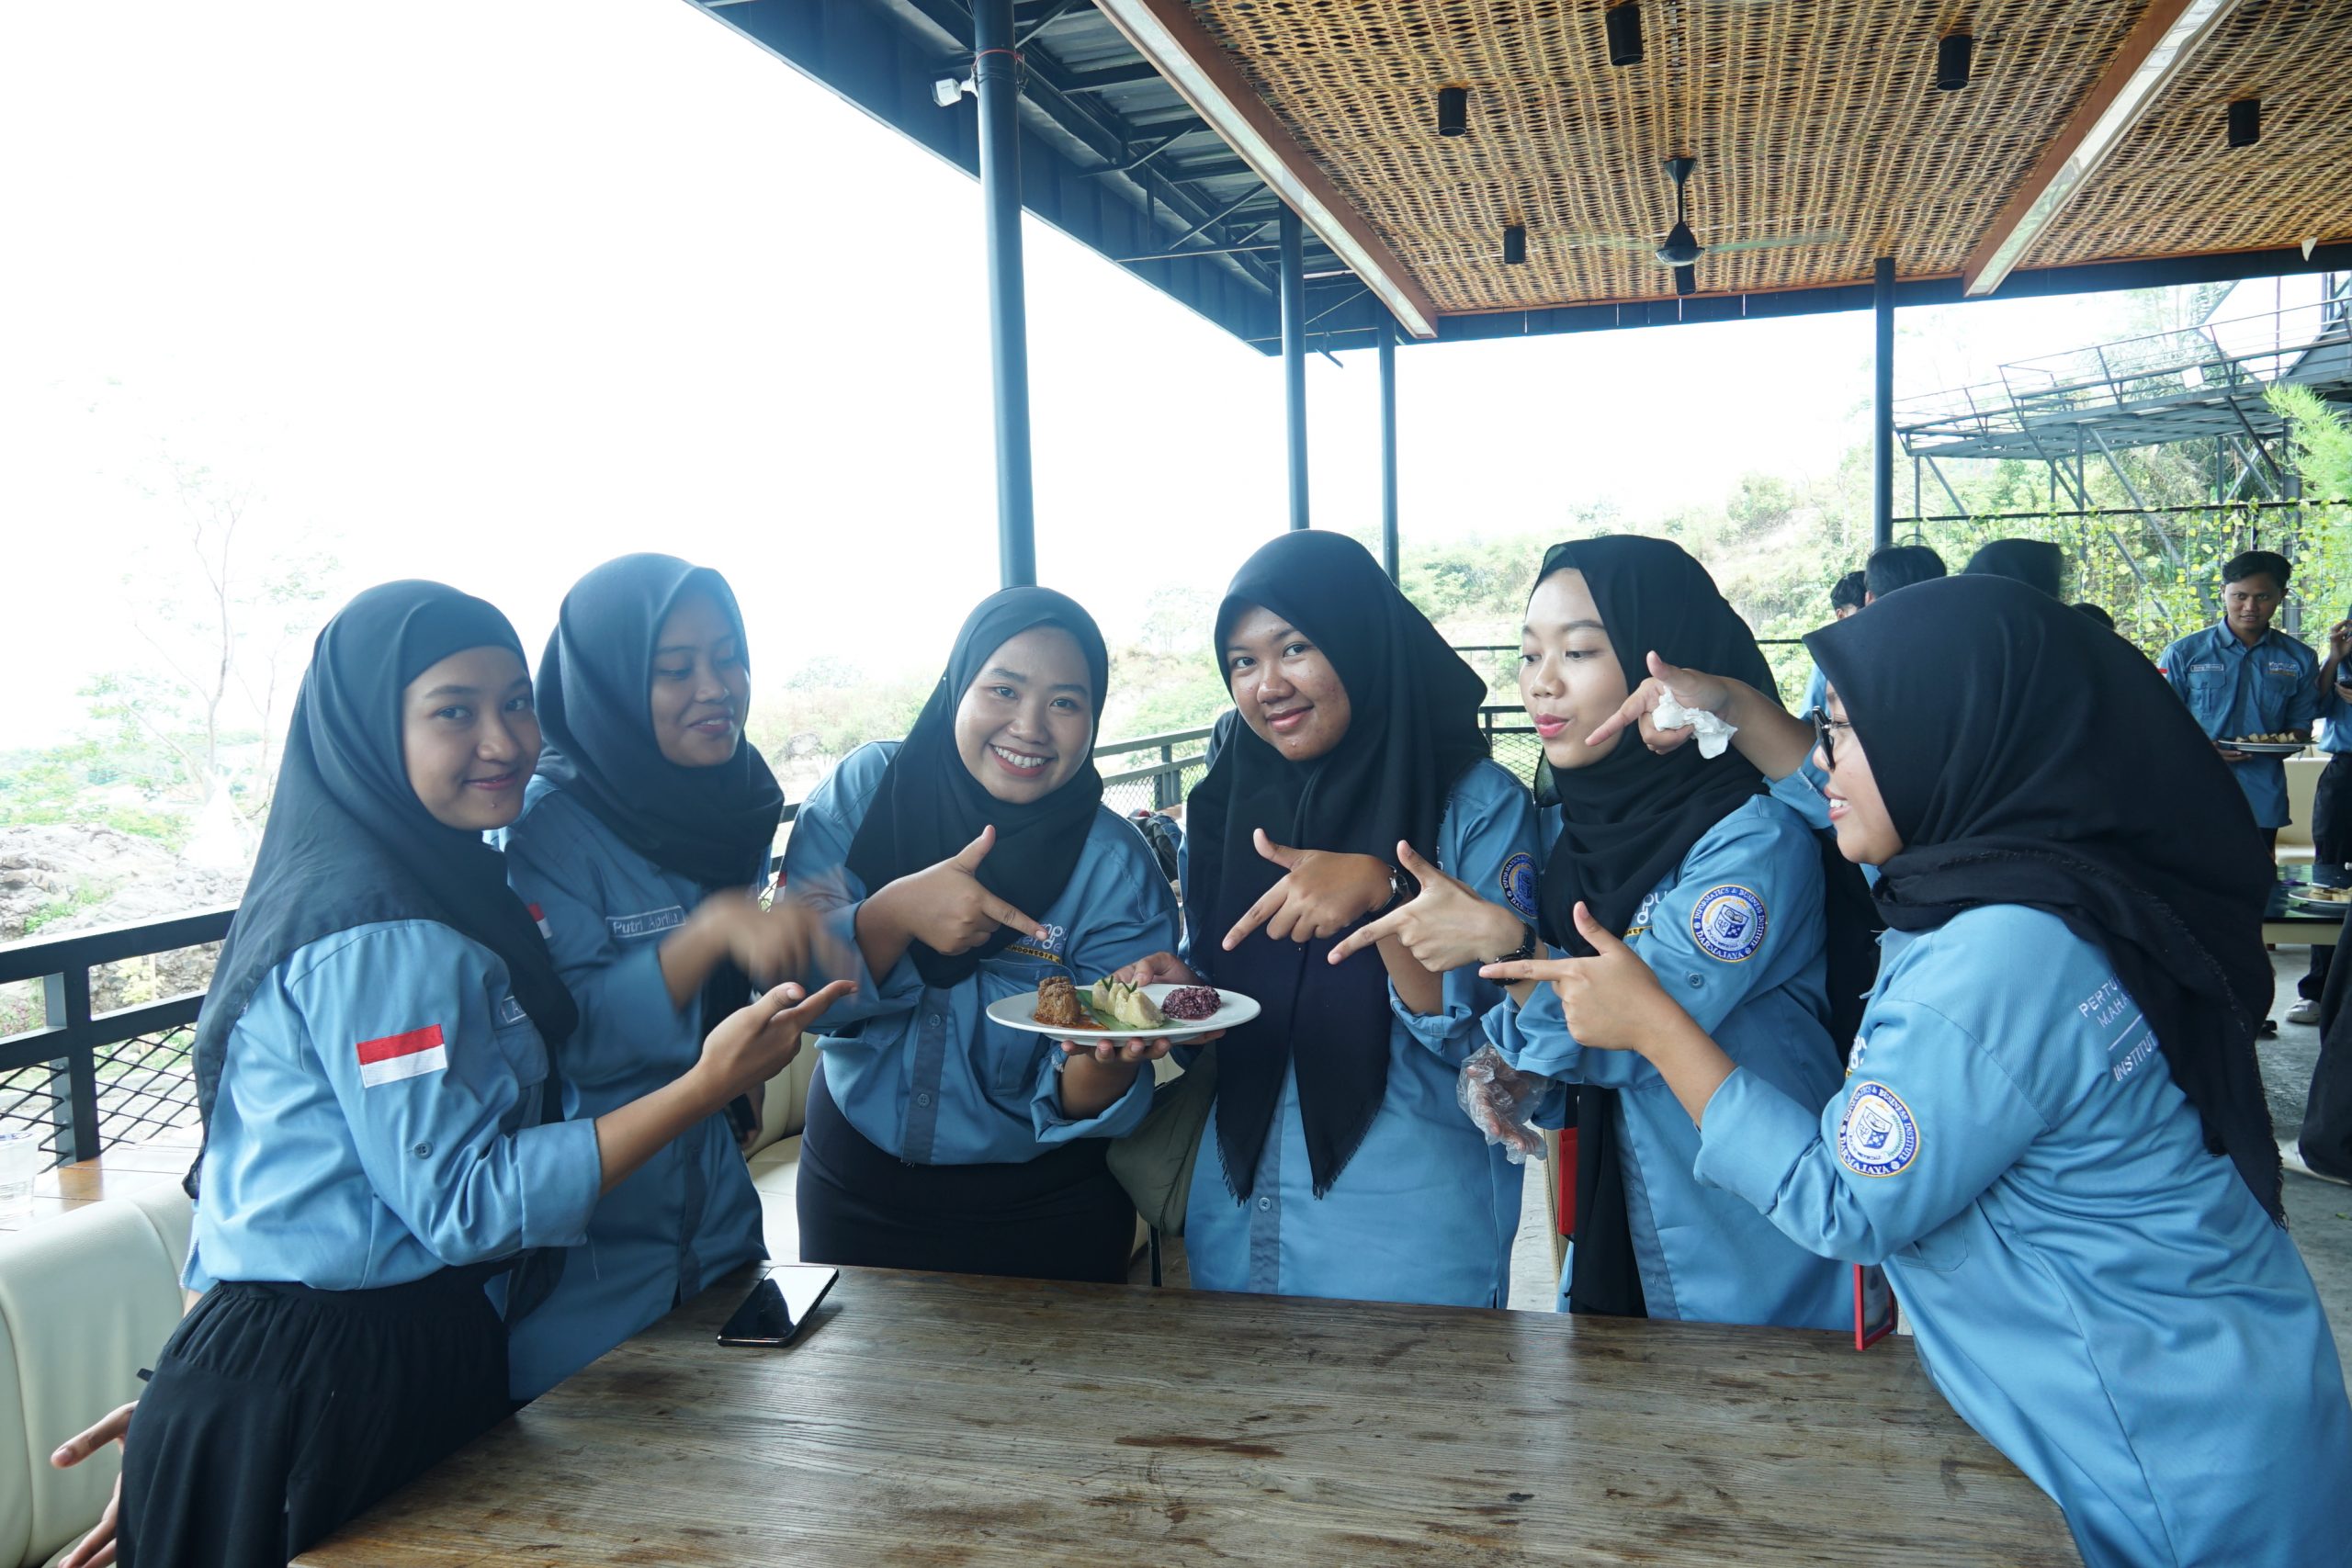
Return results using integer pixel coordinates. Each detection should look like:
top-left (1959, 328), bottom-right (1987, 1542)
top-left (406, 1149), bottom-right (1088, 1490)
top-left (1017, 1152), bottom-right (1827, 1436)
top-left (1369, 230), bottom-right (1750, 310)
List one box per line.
top-left (1894, 273), bottom-right (2352, 634)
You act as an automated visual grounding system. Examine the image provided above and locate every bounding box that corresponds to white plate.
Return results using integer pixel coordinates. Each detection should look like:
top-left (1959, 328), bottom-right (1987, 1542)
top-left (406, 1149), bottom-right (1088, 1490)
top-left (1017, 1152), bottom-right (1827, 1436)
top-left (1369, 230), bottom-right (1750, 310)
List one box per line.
top-left (2229, 739), bottom-right (2307, 757)
top-left (985, 982), bottom-right (1260, 1041)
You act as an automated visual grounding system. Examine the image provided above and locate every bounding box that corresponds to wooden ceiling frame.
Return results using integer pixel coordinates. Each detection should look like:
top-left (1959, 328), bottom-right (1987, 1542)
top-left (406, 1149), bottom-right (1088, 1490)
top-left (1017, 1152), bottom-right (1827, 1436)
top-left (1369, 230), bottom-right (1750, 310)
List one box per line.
top-left (1091, 0), bottom-right (1444, 338)
top-left (1961, 0), bottom-right (2243, 297)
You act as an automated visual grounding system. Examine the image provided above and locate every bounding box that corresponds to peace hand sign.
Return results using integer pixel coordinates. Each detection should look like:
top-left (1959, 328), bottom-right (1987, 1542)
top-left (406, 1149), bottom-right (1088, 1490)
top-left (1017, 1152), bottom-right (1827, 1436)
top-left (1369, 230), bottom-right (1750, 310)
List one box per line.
top-left (1326, 840), bottom-right (1529, 973)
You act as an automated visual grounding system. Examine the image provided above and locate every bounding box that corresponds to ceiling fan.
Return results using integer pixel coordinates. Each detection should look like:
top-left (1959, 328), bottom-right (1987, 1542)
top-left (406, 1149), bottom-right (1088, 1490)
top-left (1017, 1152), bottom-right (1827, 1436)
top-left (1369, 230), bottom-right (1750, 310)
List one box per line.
top-left (1570, 154), bottom-right (1844, 297)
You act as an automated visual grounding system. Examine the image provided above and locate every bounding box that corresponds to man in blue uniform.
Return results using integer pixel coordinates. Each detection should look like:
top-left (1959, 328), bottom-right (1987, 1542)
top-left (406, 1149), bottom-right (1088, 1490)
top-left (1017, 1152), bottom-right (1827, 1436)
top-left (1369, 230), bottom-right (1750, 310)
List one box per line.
top-left (2289, 615), bottom-right (2352, 1026)
top-left (2157, 549), bottom-right (2318, 857)
top-left (1800, 570), bottom-right (1866, 716)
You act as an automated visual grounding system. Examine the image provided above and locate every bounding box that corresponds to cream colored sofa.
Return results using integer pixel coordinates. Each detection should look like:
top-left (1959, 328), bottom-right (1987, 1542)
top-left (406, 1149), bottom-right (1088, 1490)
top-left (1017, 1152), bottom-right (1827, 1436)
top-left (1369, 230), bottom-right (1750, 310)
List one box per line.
top-left (746, 1043), bottom-right (818, 1262)
top-left (2280, 753), bottom-right (2324, 867)
top-left (0, 1182), bottom-right (192, 1568)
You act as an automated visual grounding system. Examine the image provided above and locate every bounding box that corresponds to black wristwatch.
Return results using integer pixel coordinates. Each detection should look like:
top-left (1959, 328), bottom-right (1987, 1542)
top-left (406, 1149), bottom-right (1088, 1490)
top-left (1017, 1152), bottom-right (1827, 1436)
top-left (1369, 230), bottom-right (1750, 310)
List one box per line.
top-left (1492, 921), bottom-right (1540, 964)
top-left (1384, 861), bottom-right (1422, 910)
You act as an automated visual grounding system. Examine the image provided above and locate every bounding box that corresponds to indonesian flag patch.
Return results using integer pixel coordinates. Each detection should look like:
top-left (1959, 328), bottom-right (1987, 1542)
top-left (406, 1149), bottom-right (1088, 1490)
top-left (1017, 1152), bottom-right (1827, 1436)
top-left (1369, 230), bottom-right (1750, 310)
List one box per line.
top-left (356, 1024), bottom-right (448, 1088)
top-left (528, 903), bottom-right (552, 939)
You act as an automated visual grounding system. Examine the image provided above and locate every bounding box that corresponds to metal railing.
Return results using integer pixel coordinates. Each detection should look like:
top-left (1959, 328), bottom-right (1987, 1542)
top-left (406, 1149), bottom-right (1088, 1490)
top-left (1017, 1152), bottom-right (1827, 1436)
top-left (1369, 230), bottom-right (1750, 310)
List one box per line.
top-left (0, 710), bottom-right (1555, 1168)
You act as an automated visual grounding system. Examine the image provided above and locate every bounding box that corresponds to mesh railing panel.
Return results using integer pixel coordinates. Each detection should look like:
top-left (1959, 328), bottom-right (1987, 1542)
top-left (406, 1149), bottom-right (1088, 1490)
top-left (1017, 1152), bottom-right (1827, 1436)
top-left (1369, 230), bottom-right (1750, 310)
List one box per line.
top-left (0, 1059), bottom-right (71, 1167)
top-left (94, 1028), bottom-right (200, 1150)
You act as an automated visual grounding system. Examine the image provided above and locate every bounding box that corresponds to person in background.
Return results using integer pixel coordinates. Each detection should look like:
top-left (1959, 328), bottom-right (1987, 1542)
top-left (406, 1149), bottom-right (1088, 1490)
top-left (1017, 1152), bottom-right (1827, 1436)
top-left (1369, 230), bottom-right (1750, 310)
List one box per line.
top-left (1114, 531), bottom-right (1540, 1308)
top-left (1403, 537), bottom-right (1872, 1329)
top-left (2156, 549), bottom-right (2317, 867)
top-left (1518, 575), bottom-right (2352, 1568)
top-left (2073, 602), bottom-right (2116, 631)
top-left (501, 555), bottom-right (823, 1401)
top-left (1802, 570), bottom-right (1867, 716)
top-left (2287, 616), bottom-right (2352, 1027)
top-left (77, 581), bottom-right (843, 1568)
top-left (1862, 542), bottom-right (1946, 603)
top-left (1963, 538), bottom-right (2065, 598)
top-left (783, 589), bottom-right (1177, 1284)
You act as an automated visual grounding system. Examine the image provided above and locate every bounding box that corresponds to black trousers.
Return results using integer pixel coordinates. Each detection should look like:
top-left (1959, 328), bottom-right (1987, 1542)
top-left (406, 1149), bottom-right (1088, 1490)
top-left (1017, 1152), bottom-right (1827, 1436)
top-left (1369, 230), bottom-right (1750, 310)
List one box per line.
top-left (797, 1064), bottom-right (1136, 1284)
top-left (2302, 755), bottom-right (2352, 998)
top-left (119, 1269), bottom-right (510, 1567)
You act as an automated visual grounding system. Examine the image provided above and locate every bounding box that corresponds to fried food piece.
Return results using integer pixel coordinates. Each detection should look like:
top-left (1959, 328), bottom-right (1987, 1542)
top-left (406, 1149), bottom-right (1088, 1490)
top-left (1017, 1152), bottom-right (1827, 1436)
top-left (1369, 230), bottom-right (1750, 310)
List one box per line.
top-left (1035, 976), bottom-right (1097, 1030)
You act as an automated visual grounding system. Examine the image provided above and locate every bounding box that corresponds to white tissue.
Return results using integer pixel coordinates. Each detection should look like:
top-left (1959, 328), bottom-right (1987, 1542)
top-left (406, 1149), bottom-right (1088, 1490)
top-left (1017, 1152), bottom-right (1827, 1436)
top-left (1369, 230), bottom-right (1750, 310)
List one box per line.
top-left (1651, 695), bottom-right (1736, 759)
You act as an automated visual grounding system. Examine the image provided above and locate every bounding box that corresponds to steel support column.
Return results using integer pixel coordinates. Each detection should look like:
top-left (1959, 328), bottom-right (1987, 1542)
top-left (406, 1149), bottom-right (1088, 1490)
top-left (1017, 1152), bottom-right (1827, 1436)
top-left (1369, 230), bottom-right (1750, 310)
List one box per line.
top-left (1280, 204), bottom-right (1309, 530)
top-left (1378, 312), bottom-right (1399, 577)
top-left (1872, 257), bottom-right (1895, 551)
top-left (977, 0), bottom-right (1036, 586)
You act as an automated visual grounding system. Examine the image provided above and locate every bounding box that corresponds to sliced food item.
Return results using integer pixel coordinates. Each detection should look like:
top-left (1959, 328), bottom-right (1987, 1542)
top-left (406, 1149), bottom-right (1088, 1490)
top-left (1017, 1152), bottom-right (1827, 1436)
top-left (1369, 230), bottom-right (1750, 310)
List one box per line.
top-left (1088, 977), bottom-right (1167, 1030)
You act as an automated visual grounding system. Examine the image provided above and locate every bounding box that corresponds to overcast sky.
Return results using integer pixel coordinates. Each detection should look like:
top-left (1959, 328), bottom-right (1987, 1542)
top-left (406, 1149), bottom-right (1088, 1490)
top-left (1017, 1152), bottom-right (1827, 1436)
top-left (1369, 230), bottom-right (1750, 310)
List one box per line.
top-left (3, 0), bottom-right (2185, 745)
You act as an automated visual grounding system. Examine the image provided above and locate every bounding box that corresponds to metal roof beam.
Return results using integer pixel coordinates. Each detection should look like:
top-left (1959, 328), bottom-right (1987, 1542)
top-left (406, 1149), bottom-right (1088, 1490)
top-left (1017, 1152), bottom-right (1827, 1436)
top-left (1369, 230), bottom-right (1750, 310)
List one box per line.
top-left (1091, 0), bottom-right (1441, 338)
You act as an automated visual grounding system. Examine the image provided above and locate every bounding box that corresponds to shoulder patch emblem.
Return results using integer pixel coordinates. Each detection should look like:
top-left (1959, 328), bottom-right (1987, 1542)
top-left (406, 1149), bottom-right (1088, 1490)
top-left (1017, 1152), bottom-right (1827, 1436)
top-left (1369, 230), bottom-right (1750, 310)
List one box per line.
top-left (1499, 852), bottom-right (1539, 920)
top-left (1689, 884), bottom-right (1768, 963)
top-left (1838, 1080), bottom-right (1919, 1177)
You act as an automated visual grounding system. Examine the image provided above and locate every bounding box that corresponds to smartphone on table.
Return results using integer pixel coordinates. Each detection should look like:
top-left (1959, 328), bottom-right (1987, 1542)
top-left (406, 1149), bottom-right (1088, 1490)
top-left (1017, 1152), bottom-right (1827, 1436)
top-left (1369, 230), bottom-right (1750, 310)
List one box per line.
top-left (717, 1263), bottom-right (840, 1347)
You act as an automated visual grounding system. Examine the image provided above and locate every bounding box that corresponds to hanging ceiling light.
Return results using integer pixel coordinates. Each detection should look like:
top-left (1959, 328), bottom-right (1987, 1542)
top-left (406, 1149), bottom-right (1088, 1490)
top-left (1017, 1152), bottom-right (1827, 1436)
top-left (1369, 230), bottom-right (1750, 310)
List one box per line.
top-left (1503, 224), bottom-right (1528, 265)
top-left (1605, 3), bottom-right (1644, 68)
top-left (2227, 96), bottom-right (2261, 147)
top-left (1437, 85), bottom-right (1469, 137)
top-left (1936, 32), bottom-right (1973, 91)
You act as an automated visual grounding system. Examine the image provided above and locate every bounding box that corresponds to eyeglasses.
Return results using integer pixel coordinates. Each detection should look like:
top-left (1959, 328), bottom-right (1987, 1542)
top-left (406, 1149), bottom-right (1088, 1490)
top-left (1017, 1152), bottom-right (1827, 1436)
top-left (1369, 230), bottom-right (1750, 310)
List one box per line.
top-left (1808, 707), bottom-right (1853, 766)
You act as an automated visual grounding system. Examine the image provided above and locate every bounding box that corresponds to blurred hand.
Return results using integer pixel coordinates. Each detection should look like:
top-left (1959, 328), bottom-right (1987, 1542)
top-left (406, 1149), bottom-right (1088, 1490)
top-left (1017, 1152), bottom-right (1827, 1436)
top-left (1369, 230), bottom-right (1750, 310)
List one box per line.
top-left (1222, 831), bottom-right (1391, 949)
top-left (1587, 652), bottom-right (1741, 756)
top-left (1327, 840), bottom-right (1525, 973)
top-left (52, 1401), bottom-right (136, 1568)
top-left (697, 980), bottom-right (854, 1099)
top-left (1111, 950), bottom-right (1202, 987)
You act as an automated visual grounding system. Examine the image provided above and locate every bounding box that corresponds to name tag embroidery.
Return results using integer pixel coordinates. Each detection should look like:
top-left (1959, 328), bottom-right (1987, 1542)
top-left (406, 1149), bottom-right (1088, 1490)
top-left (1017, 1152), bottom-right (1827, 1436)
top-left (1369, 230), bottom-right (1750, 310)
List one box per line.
top-left (356, 1024), bottom-right (447, 1089)
top-left (607, 906), bottom-right (687, 941)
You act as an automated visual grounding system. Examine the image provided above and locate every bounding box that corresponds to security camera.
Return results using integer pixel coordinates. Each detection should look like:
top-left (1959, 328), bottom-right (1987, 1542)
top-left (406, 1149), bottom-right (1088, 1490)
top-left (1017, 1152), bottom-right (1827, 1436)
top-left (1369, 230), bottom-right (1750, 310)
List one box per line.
top-left (932, 74), bottom-right (973, 107)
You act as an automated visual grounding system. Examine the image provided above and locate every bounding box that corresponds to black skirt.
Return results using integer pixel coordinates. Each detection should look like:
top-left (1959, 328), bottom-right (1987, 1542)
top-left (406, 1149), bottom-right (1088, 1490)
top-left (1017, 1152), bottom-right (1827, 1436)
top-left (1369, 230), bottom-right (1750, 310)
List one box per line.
top-left (797, 1063), bottom-right (1136, 1283)
top-left (119, 1268), bottom-right (511, 1567)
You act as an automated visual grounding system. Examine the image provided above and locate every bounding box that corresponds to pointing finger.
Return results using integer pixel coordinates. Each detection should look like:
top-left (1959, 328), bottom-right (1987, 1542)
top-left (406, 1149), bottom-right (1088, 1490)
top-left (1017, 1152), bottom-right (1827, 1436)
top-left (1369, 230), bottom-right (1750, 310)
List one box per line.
top-left (1328, 906), bottom-right (1406, 964)
top-left (1224, 885), bottom-right (1286, 950)
top-left (985, 897), bottom-right (1046, 940)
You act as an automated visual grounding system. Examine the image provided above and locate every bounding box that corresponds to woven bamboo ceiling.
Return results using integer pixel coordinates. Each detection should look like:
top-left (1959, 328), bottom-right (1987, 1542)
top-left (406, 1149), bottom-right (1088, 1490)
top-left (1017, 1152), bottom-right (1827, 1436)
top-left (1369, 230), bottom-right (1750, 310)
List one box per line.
top-left (1146, 0), bottom-right (2352, 318)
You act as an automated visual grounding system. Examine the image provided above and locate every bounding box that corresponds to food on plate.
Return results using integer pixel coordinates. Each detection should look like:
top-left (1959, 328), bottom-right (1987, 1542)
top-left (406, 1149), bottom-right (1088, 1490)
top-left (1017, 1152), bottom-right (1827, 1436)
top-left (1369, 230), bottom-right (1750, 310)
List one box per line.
top-left (1162, 986), bottom-right (1223, 1021)
top-left (1033, 976), bottom-right (1102, 1030)
top-left (2298, 886), bottom-right (2352, 903)
top-left (2233, 734), bottom-right (2306, 744)
top-left (1090, 977), bottom-right (1167, 1030)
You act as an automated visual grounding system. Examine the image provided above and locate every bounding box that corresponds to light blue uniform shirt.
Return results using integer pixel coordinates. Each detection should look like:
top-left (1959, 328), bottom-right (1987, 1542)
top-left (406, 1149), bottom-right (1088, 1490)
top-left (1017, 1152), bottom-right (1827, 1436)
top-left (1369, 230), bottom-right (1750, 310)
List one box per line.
top-left (1697, 906), bottom-right (2352, 1568)
top-left (1489, 795), bottom-right (1858, 1330)
top-left (186, 920), bottom-right (603, 1294)
top-left (1801, 661), bottom-right (1828, 718)
top-left (2157, 622), bottom-right (2320, 828)
top-left (1182, 760), bottom-right (1541, 1309)
top-left (2317, 679), bottom-right (2352, 754)
top-left (786, 742), bottom-right (1177, 1162)
top-left (499, 777), bottom-right (767, 1401)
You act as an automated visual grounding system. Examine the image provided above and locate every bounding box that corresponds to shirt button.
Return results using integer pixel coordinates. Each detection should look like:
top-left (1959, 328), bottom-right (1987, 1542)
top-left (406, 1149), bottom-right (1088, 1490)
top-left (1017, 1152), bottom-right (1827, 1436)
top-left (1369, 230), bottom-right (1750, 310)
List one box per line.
top-left (1256, 1196), bottom-right (1273, 1212)
top-left (926, 1013), bottom-right (944, 1028)
top-left (916, 1091), bottom-right (933, 1108)
top-left (1684, 974), bottom-right (1704, 989)
top-left (412, 1141), bottom-right (433, 1158)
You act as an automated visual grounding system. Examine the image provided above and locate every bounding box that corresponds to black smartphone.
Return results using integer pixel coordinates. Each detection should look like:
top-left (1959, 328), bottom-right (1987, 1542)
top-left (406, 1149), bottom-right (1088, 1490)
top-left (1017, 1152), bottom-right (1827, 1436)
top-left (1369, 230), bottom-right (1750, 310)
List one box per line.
top-left (716, 1264), bottom-right (840, 1347)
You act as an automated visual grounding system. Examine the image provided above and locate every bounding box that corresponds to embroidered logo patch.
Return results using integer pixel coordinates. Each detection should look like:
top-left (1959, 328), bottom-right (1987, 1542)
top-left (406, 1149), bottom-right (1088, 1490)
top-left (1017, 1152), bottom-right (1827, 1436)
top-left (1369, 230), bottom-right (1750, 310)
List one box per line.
top-left (1838, 1080), bottom-right (1919, 1177)
top-left (527, 902), bottom-right (552, 939)
top-left (606, 906), bottom-right (686, 942)
top-left (1004, 921), bottom-right (1069, 964)
top-left (356, 1024), bottom-right (447, 1089)
top-left (1689, 885), bottom-right (1768, 962)
top-left (1499, 852), bottom-right (1539, 920)
top-left (496, 995), bottom-right (528, 1028)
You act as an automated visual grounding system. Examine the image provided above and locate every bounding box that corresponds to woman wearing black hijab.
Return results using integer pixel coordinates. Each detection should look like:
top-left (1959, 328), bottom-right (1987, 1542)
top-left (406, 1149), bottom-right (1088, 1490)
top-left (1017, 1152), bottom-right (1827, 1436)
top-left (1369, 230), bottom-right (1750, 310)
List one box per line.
top-left (1115, 532), bottom-right (1541, 1306)
top-left (502, 554), bottom-right (821, 1401)
top-left (1963, 536), bottom-right (2064, 598)
top-left (1495, 575), bottom-right (2352, 1568)
top-left (780, 588), bottom-right (1178, 1282)
top-left (1393, 536), bottom-right (1866, 1330)
top-left (95, 581), bottom-right (842, 1568)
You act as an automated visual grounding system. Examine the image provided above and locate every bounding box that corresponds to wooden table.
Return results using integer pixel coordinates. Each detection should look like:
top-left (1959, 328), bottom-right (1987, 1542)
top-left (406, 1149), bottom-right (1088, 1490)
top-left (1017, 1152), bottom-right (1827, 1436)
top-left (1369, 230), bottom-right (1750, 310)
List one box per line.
top-left (0, 1134), bottom-right (191, 1233)
top-left (302, 1267), bottom-right (2075, 1567)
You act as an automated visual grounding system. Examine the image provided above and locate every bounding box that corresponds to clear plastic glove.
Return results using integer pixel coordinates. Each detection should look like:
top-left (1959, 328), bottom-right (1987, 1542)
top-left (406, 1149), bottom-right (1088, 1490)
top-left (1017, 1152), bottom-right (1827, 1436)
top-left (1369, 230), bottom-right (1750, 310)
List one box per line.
top-left (1457, 1043), bottom-right (1550, 1166)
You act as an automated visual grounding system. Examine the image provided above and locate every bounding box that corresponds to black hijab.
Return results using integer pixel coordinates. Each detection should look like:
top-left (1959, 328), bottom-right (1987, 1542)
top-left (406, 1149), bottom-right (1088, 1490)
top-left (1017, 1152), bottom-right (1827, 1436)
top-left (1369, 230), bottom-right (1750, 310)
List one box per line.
top-left (1533, 536), bottom-right (1869, 1316)
top-left (189, 581), bottom-right (577, 1194)
top-left (1809, 574), bottom-right (2282, 1220)
top-left (1964, 538), bottom-right (2065, 599)
top-left (1187, 531), bottom-right (1489, 1199)
top-left (843, 588), bottom-right (1109, 988)
top-left (535, 555), bottom-right (785, 1038)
